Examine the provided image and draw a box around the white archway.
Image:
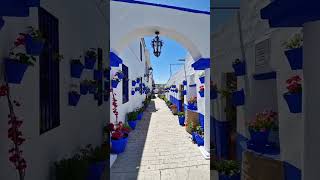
[110,0,210,60]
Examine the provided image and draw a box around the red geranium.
[286,75,302,94]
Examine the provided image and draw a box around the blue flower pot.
[232,62,246,76]
[232,89,245,106]
[183,80,187,85]
[137,112,143,120]
[249,129,270,146]
[111,80,119,88]
[93,70,103,80]
[70,63,84,78]
[188,103,197,111]
[4,58,28,84]
[178,116,185,126]
[85,56,96,69]
[283,93,302,113]
[132,80,136,86]
[195,134,204,146]
[199,76,205,83]
[117,73,124,80]
[25,35,44,56]
[111,136,128,154]
[182,90,187,95]
[219,174,241,180]
[131,90,135,95]
[192,132,197,142]
[175,89,178,93]
[285,48,303,70]
[68,92,80,106]
[128,120,137,130]
[87,161,106,180]
[199,91,204,97]
[136,78,140,83]
[80,84,89,95]
[211,90,217,99]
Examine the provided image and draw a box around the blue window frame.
[122,64,129,103]
[39,7,60,134]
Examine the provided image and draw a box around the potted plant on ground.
[108,122,129,154]
[194,125,204,146]
[283,34,303,70]
[248,110,277,152]
[170,104,178,115]
[199,85,205,97]
[127,111,138,130]
[232,58,246,76]
[84,48,97,69]
[4,52,36,84]
[283,75,302,113]
[199,72,205,83]
[137,108,144,120]
[70,59,84,78]
[213,160,241,180]
[84,144,108,180]
[69,84,81,106]
[187,96,197,110]
[24,26,45,55]
[111,74,121,89]
[55,153,89,180]
[178,112,185,126]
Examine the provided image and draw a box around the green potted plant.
[213,160,241,180]
[232,58,246,76]
[4,52,36,84]
[84,48,97,69]
[127,111,138,130]
[69,84,80,106]
[283,75,302,113]
[24,26,45,55]
[194,125,204,146]
[283,34,303,70]
[178,112,185,126]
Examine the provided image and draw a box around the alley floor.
[110,97,211,180]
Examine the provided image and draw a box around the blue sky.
[140,0,209,84]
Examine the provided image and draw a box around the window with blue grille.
[122,64,129,104]
[39,7,60,134]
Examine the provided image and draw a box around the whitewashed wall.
[110,38,153,124]
[212,0,303,170]
[0,0,108,180]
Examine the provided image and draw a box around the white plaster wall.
[0,0,108,179]
[110,1,210,60]
[212,0,303,169]
[110,39,152,124]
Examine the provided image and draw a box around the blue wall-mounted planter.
[232,62,246,76]
[283,93,302,113]
[68,92,80,106]
[253,71,277,80]
[219,173,240,180]
[182,90,187,95]
[199,76,205,83]
[128,120,137,130]
[84,57,96,69]
[70,62,84,78]
[191,58,210,70]
[25,35,44,56]
[199,91,204,97]
[111,136,128,154]
[87,161,106,180]
[232,89,245,106]
[171,85,176,88]
[132,80,136,86]
[183,80,187,85]
[136,78,140,83]
[80,84,89,95]
[131,90,135,95]
[93,70,103,80]
[285,48,303,70]
[111,80,119,89]
[4,58,28,84]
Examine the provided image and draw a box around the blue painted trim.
[260,0,320,27]
[283,161,301,180]
[112,0,210,15]
[192,58,210,70]
[110,52,123,67]
[189,84,196,87]
[253,71,277,80]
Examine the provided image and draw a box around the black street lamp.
[151,31,163,57]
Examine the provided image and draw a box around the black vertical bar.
[98,48,103,106]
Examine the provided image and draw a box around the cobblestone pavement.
[110,98,211,180]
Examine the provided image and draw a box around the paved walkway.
[110,97,211,180]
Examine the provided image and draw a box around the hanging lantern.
[151,31,163,57]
